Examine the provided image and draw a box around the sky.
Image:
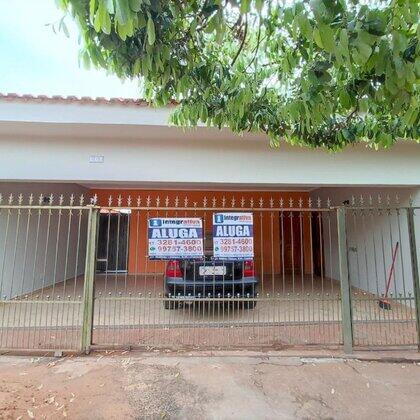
[0,0,140,98]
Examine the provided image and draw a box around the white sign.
[213,213,254,260]
[89,155,104,163]
[148,218,204,260]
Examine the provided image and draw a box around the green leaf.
[115,0,130,25]
[169,4,179,18]
[96,1,111,34]
[102,11,111,34]
[105,0,114,14]
[138,13,146,28]
[117,22,127,40]
[339,29,349,59]
[133,58,141,74]
[319,24,335,54]
[200,103,208,121]
[93,12,101,32]
[414,60,420,82]
[82,50,91,70]
[359,98,369,113]
[378,132,393,147]
[313,28,323,48]
[375,41,388,75]
[358,30,378,46]
[353,40,372,65]
[342,128,355,141]
[129,0,142,12]
[89,0,97,22]
[296,13,312,39]
[392,32,408,55]
[147,15,155,45]
[339,90,351,108]
[240,0,250,14]
[385,71,399,95]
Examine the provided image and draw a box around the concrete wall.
[311,187,420,297]
[0,182,89,299]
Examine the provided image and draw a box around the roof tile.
[0,93,177,107]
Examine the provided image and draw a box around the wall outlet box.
[89,155,104,163]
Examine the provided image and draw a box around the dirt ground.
[0,351,420,420]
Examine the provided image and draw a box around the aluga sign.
[148,218,204,260]
[213,213,254,260]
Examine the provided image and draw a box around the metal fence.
[345,202,420,348]
[0,194,90,351]
[0,192,419,354]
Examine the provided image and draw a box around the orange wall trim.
[91,190,312,276]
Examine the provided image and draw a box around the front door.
[281,211,302,273]
[96,212,129,272]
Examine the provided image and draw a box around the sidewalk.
[1,350,420,419]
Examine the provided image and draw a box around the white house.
[0,93,419,352]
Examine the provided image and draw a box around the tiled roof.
[0,93,177,107]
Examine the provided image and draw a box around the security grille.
[0,192,418,353]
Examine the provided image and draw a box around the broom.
[378,241,399,310]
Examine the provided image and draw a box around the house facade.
[0,93,419,353]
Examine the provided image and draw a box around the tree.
[58,0,419,150]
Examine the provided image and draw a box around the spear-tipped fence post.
[337,206,353,354]
[81,205,99,354]
[407,207,420,351]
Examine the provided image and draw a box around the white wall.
[0,123,419,187]
[0,183,89,299]
[311,187,420,298]
[0,100,174,127]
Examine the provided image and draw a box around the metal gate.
[91,195,342,350]
[344,201,420,349]
[0,192,419,353]
[0,194,90,351]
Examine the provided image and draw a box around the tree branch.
[245,23,261,72]
[230,15,248,67]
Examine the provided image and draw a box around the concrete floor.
[0,274,417,350]
[24,272,343,297]
[1,352,420,419]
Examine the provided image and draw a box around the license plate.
[199,266,226,276]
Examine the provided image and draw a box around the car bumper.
[164,277,258,297]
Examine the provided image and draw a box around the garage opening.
[90,191,343,350]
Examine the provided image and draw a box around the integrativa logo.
[215,214,252,223]
[160,218,201,226]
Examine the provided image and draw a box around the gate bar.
[81,206,98,353]
[407,208,420,351]
[337,207,353,353]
